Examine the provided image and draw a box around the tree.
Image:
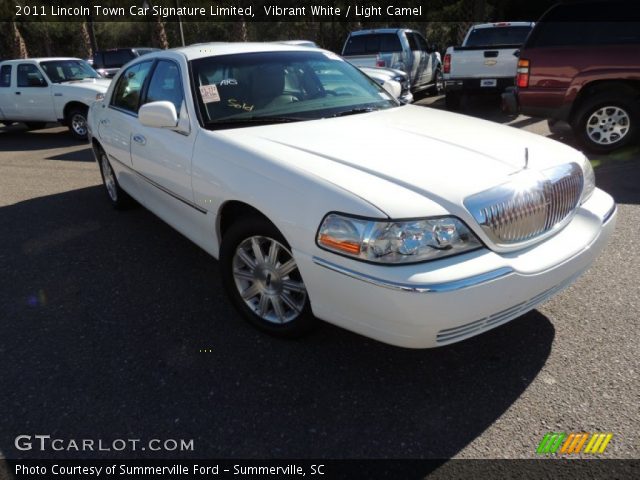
[11,21,28,59]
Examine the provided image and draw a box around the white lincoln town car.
[88,43,616,348]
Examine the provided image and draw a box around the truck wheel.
[572,91,638,153]
[445,92,461,111]
[220,216,316,338]
[67,106,89,140]
[429,69,444,96]
[24,122,47,130]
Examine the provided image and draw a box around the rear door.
[130,59,195,203]
[0,64,14,119]
[415,33,434,85]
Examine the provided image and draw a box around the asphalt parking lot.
[1,96,638,461]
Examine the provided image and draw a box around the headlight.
[580,156,596,204]
[317,213,482,264]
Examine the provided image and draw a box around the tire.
[96,147,133,209]
[445,92,461,110]
[24,122,47,130]
[220,217,316,338]
[67,106,89,140]
[571,90,639,153]
[429,69,444,96]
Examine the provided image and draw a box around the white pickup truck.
[0,57,110,139]
[443,22,534,109]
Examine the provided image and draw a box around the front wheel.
[67,107,89,140]
[572,91,638,153]
[220,217,316,337]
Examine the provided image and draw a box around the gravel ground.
[0,97,638,462]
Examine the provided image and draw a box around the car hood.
[53,78,111,93]
[218,105,584,218]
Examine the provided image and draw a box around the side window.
[406,33,419,51]
[0,65,11,87]
[416,34,430,52]
[17,64,46,87]
[144,60,184,115]
[111,61,153,113]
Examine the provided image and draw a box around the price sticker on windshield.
[200,84,221,103]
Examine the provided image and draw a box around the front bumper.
[296,189,616,348]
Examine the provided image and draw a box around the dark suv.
[502,0,640,152]
[92,48,159,78]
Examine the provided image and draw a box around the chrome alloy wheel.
[100,153,118,202]
[232,236,307,324]
[586,106,630,146]
[71,113,88,137]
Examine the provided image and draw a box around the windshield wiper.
[330,107,380,118]
[208,116,304,127]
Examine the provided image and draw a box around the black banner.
[2,459,640,480]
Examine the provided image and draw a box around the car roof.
[155,42,325,61]
[1,57,81,64]
[471,22,535,30]
[348,28,407,36]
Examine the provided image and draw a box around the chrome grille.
[464,163,584,247]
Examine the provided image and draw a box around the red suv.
[502,0,640,152]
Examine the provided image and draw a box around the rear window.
[343,33,403,55]
[0,65,11,87]
[465,26,532,47]
[100,50,136,68]
[527,1,640,47]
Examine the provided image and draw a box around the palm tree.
[12,21,28,59]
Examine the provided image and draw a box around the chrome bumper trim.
[603,204,617,224]
[312,256,513,293]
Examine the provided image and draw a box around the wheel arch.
[217,200,279,246]
[63,101,90,123]
[569,80,640,125]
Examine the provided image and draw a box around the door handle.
[15,91,21,95]
[132,134,146,145]
[100,119,110,125]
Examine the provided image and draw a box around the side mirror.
[139,101,178,128]
[382,79,402,100]
[513,49,521,58]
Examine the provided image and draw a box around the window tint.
[17,64,46,87]
[111,61,153,113]
[144,60,184,114]
[406,33,419,51]
[102,50,136,68]
[415,34,430,51]
[465,26,532,47]
[528,1,640,48]
[529,22,640,47]
[0,65,11,87]
[343,33,403,55]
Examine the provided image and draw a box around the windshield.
[191,50,398,129]
[465,26,532,47]
[40,60,101,83]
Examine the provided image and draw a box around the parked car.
[443,22,534,110]
[359,66,413,104]
[88,42,615,349]
[502,0,640,152]
[342,28,443,95]
[92,48,159,78]
[0,57,110,138]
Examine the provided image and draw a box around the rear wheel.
[429,69,444,96]
[220,217,316,338]
[67,106,89,140]
[97,147,132,209]
[572,91,639,153]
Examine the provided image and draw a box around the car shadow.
[0,124,82,152]
[0,185,555,460]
